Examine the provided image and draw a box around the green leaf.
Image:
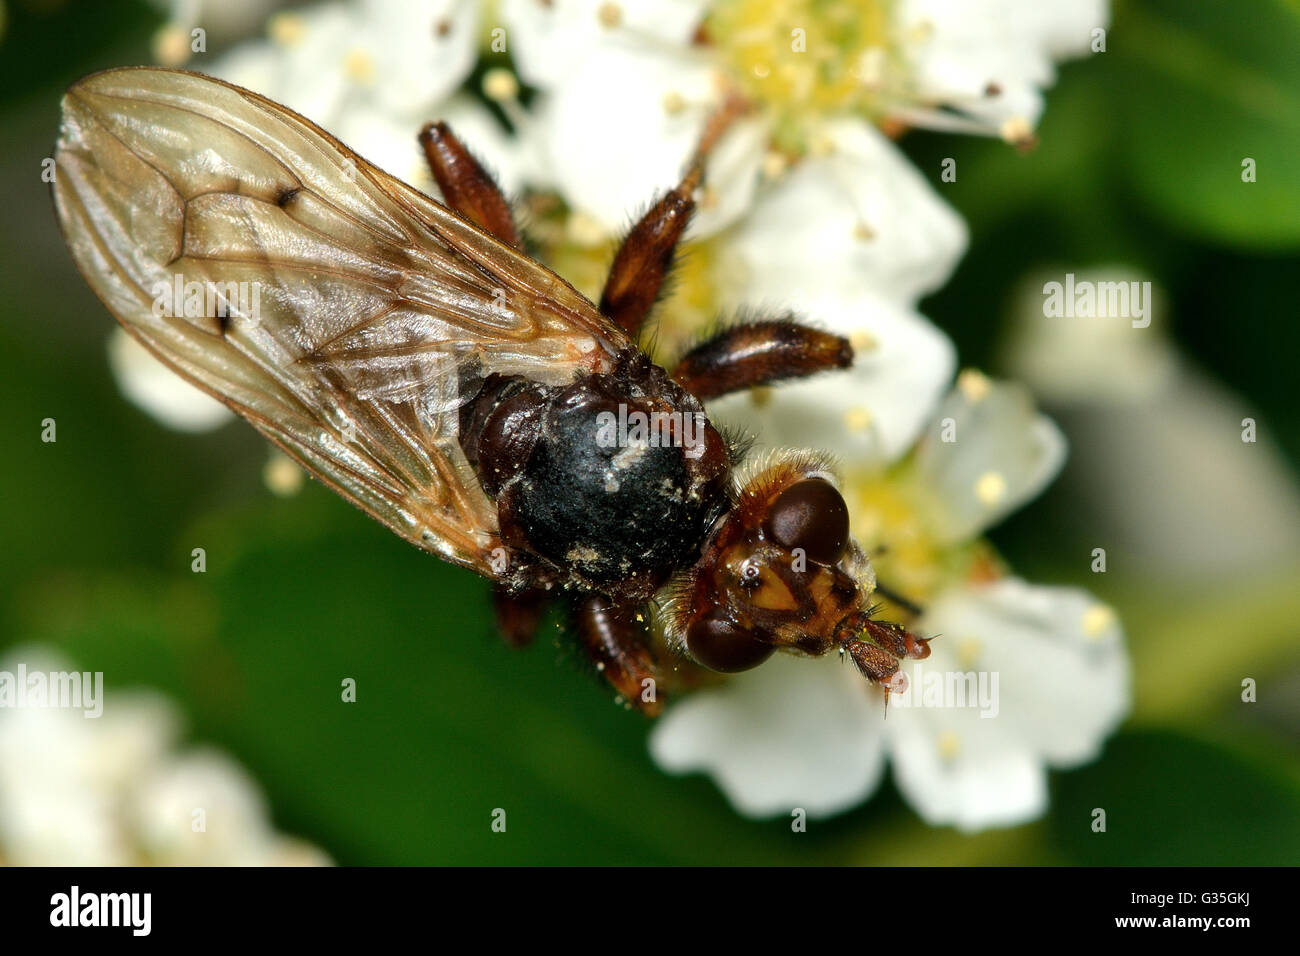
[1115,0,1300,248]
[1049,729,1300,864]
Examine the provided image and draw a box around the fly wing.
[53,67,630,577]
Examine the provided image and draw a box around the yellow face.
[671,457,878,672]
[713,527,873,646]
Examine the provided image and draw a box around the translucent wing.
[53,67,630,577]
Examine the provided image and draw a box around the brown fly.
[52,68,930,715]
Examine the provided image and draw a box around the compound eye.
[685,612,776,673]
[764,478,850,565]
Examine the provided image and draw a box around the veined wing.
[53,67,631,576]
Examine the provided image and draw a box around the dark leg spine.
[572,594,663,716]
[671,319,852,400]
[419,121,523,249]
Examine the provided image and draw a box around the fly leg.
[833,610,933,707]
[670,319,853,400]
[844,639,910,706]
[598,95,750,341]
[860,617,933,662]
[491,584,549,648]
[419,121,522,249]
[571,594,663,716]
[598,166,700,342]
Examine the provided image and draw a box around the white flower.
[210,0,504,194]
[504,0,710,90]
[505,0,1106,235]
[716,118,967,309]
[107,328,232,433]
[501,5,1116,828]
[651,652,886,817]
[888,579,1128,831]
[652,579,1128,828]
[0,647,329,865]
[525,38,769,237]
[215,0,480,119]
[699,115,967,466]
[132,749,330,866]
[1003,267,1300,578]
[651,374,1129,830]
[892,0,1108,139]
[149,0,287,66]
[909,371,1067,544]
[0,652,176,865]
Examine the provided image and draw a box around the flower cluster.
[0,648,329,865]
[107,0,1128,831]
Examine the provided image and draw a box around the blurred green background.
[0,0,1297,864]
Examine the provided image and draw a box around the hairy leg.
[571,594,663,716]
[491,584,549,648]
[860,617,933,662]
[671,319,853,400]
[834,610,932,706]
[598,95,751,340]
[598,166,700,341]
[845,640,910,705]
[419,121,522,249]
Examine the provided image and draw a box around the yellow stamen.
[844,406,873,433]
[152,25,191,67]
[482,68,520,103]
[1082,604,1116,639]
[999,115,1035,147]
[597,2,623,29]
[957,369,992,402]
[937,731,961,760]
[957,637,981,669]
[268,12,307,48]
[342,49,376,85]
[850,330,879,352]
[263,453,304,498]
[761,151,790,180]
[975,471,1007,507]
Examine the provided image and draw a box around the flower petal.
[206,38,284,98]
[895,0,1107,135]
[720,118,967,307]
[909,372,1066,544]
[1002,267,1176,406]
[532,42,764,237]
[888,710,1048,832]
[211,1,479,130]
[232,4,355,125]
[502,0,709,88]
[131,748,278,865]
[649,653,887,818]
[356,0,480,114]
[885,577,1129,831]
[108,329,233,433]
